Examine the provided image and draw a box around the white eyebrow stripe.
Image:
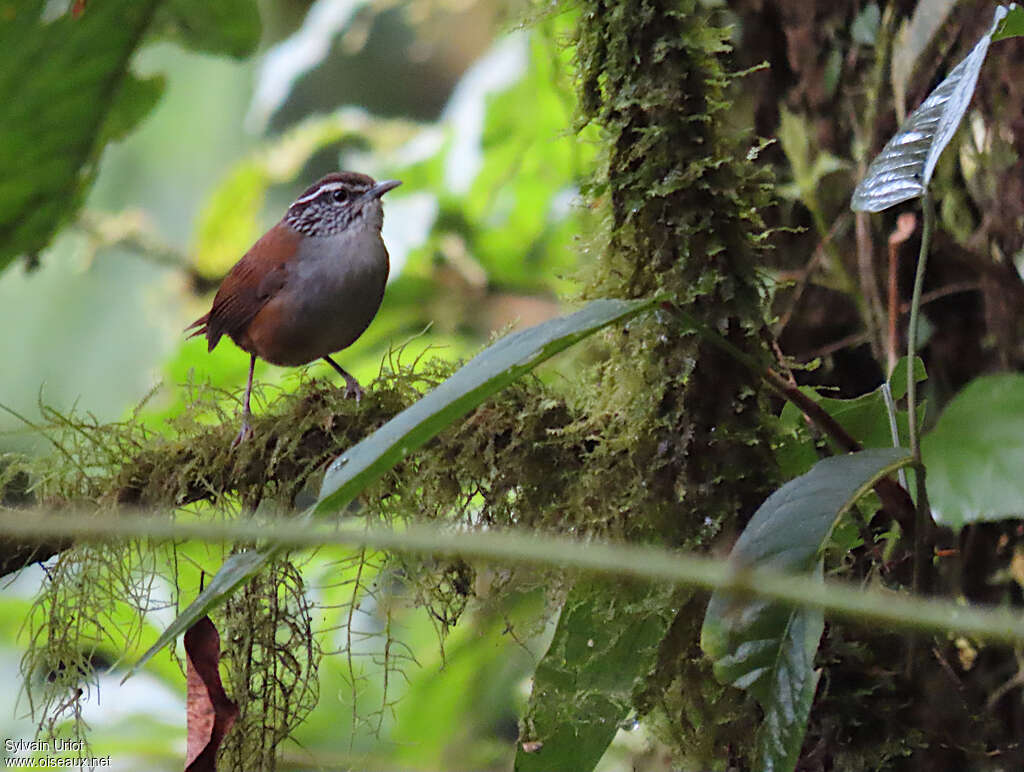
[292,181,353,205]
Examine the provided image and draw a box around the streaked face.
[285,174,400,237]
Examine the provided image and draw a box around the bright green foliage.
[134,297,657,674]
[0,0,824,767]
[193,161,270,279]
[167,23,596,431]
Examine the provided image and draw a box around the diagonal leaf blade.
[127,548,274,679]
[314,297,659,517]
[851,5,1011,212]
[702,448,911,772]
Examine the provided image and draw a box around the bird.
[186,171,401,446]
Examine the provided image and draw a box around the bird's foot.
[322,357,365,402]
[231,419,254,448]
[342,375,365,403]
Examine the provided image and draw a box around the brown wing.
[186,224,298,352]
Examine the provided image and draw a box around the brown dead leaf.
[184,616,238,772]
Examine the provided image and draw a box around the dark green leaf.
[702,449,911,772]
[157,0,261,58]
[851,5,1010,212]
[100,73,166,144]
[0,0,161,270]
[315,297,658,517]
[739,596,823,772]
[710,448,910,572]
[922,373,1024,530]
[515,580,674,772]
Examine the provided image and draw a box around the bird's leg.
[232,353,257,447]
[323,355,364,401]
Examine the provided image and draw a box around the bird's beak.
[367,179,402,199]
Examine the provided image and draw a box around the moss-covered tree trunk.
[521,0,785,764]
[576,0,779,542]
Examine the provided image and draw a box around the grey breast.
[279,223,390,362]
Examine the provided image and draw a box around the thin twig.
[887,212,917,374]
[907,194,935,596]
[661,302,916,530]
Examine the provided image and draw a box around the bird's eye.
[331,189,349,203]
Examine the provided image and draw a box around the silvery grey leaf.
[852,5,1011,212]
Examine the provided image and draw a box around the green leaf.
[515,580,674,772]
[0,0,161,270]
[744,593,823,772]
[156,0,261,58]
[702,448,911,772]
[775,357,924,478]
[992,4,1024,41]
[193,161,270,278]
[100,73,166,145]
[314,297,658,517]
[851,5,1011,212]
[922,373,1024,530]
[127,548,271,678]
[776,106,848,207]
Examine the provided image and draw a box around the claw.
[323,355,365,403]
[231,420,254,448]
[343,378,365,402]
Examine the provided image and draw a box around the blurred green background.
[0,0,614,768]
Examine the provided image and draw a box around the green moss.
[571,0,782,761]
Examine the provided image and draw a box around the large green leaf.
[0,0,261,272]
[314,297,658,516]
[0,0,161,270]
[515,580,674,772]
[702,448,911,772]
[922,373,1024,530]
[131,297,657,675]
[851,4,1015,212]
